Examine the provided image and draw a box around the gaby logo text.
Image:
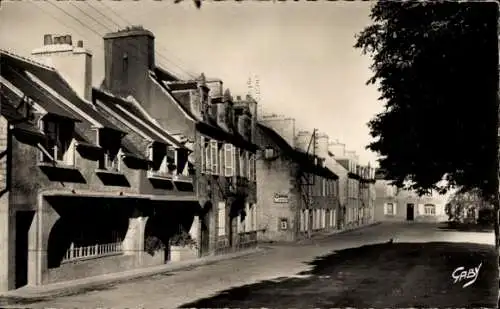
[451,262,482,288]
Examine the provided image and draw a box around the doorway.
[406,204,415,221]
[200,206,211,257]
[15,211,34,288]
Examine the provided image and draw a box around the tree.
[445,188,488,224]
[355,1,498,243]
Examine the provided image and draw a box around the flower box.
[169,245,198,262]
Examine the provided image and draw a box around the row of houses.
[255,115,376,242]
[0,26,376,292]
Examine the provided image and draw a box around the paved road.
[3,222,495,308]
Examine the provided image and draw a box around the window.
[385,203,394,215]
[102,149,121,172]
[247,153,253,180]
[200,136,206,173]
[239,149,247,178]
[122,53,128,73]
[40,119,74,165]
[251,204,257,231]
[224,143,234,177]
[424,204,436,215]
[217,202,226,236]
[218,143,225,175]
[148,144,176,177]
[204,138,212,174]
[300,210,305,232]
[279,218,288,230]
[233,146,240,177]
[210,140,218,175]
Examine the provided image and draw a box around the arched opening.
[47,199,132,269]
[47,218,73,269]
[229,197,245,247]
[143,215,169,260]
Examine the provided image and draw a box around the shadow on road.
[179,242,497,309]
[437,222,494,233]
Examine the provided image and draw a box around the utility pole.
[304,129,317,239]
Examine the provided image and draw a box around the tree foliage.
[355,2,498,199]
[445,188,487,223]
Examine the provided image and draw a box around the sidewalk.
[296,221,381,244]
[0,247,265,301]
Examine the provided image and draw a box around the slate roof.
[93,88,184,149]
[0,87,44,137]
[151,69,258,152]
[0,49,123,133]
[257,123,338,179]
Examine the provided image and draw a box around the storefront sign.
[273,193,289,203]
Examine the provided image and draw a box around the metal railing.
[62,240,123,262]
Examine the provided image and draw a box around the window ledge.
[147,171,173,181]
[173,175,193,183]
[95,168,125,176]
[37,162,78,170]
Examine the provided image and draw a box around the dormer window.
[97,130,123,173]
[147,143,177,179]
[39,117,75,165]
[17,96,37,124]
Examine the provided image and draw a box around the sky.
[0,0,383,166]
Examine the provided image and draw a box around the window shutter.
[240,150,246,178]
[252,153,256,181]
[217,202,226,236]
[219,143,224,175]
[205,138,212,174]
[224,143,233,177]
[233,146,239,177]
[210,140,218,175]
[200,136,206,174]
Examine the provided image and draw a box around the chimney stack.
[43,34,53,46]
[77,40,83,48]
[65,35,72,45]
[32,34,93,101]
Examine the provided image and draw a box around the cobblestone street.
[1,222,495,308]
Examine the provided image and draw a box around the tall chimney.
[31,34,93,101]
[43,34,53,46]
[103,26,155,102]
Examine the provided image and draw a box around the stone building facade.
[0,38,197,292]
[100,26,259,257]
[255,116,339,242]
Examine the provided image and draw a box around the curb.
[0,247,265,302]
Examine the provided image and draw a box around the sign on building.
[273,193,289,203]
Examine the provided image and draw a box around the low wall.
[46,254,135,284]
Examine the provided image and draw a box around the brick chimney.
[103,26,155,103]
[31,34,92,101]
